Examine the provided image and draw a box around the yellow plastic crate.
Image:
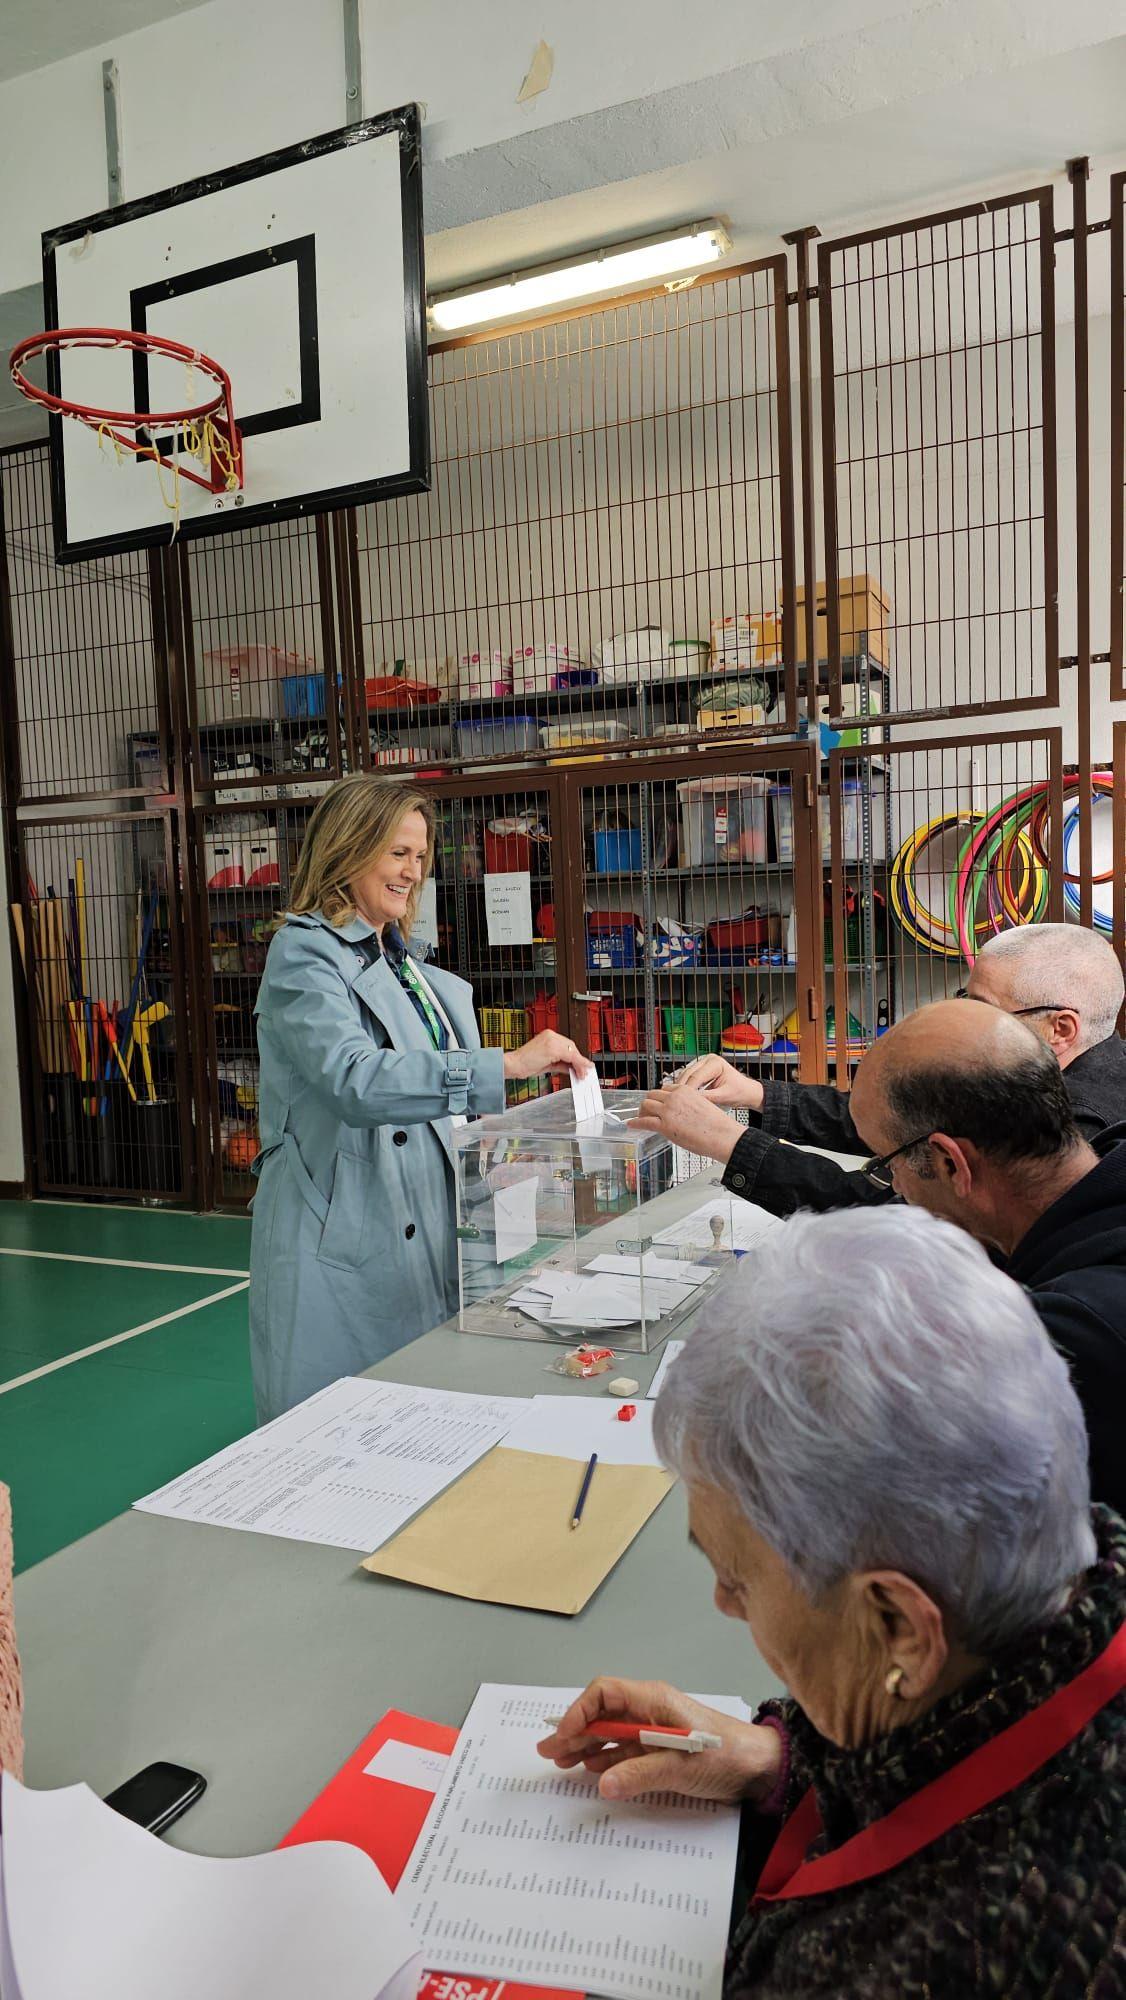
[480,1006,528,1051]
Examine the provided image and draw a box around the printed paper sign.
[363,1741,452,1792]
[484,872,534,947]
[413,878,440,949]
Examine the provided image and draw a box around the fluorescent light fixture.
[429,222,733,333]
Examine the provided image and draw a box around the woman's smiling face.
[350,809,430,931]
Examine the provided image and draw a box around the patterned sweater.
[727,1508,1126,1998]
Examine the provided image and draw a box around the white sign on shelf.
[484,871,534,947]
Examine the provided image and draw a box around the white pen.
[544,1715,722,1753]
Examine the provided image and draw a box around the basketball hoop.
[9,326,244,520]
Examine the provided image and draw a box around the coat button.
[730,1172,747,1190]
[405,1223,416,1240]
[393,1130,408,1146]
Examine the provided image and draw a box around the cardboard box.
[787,574,890,666]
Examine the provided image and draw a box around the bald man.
[846,1001,1126,1514]
[639,925,1126,1220]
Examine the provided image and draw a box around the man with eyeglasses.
[633,924,1126,1220]
[843,1000,1126,1514]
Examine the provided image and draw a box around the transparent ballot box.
[452,1090,742,1352]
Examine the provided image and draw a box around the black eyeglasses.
[861,1133,933,1191]
[954,988,1073,1017]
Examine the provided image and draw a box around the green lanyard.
[396,953,447,1051]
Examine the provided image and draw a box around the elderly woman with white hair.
[540,1208,1126,1997]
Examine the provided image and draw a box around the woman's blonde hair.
[285,774,436,937]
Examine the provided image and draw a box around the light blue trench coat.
[248,911,506,1421]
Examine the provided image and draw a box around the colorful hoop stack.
[890,773,1115,964]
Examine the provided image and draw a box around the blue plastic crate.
[594,829,642,873]
[281,672,327,719]
[586,917,639,969]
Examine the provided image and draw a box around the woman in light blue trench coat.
[249,775,589,1422]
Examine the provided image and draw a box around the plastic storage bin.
[541,719,630,758]
[822,777,887,863]
[604,1007,661,1054]
[594,829,642,872]
[586,911,640,970]
[455,716,540,760]
[769,784,795,862]
[526,992,605,1052]
[280,672,327,719]
[662,1006,725,1057]
[677,777,770,865]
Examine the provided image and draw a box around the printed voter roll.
[396,1684,741,2000]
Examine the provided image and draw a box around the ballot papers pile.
[507,1251,715,1333]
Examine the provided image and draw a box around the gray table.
[15,1181,785,1858]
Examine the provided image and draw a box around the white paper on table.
[647,1337,686,1399]
[134,1378,529,1552]
[653,1195,778,1253]
[492,1174,540,1262]
[396,1684,741,2000]
[362,1741,452,1791]
[411,878,439,950]
[501,1395,666,1467]
[484,871,534,947]
[0,1773,422,2000]
[586,1253,713,1285]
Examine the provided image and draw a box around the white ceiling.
[1,5,1123,445]
[0,0,212,83]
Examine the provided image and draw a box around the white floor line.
[0,1281,250,1396]
[0,1248,249,1278]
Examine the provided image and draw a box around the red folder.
[281,1708,575,2000]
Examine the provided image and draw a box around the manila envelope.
[362,1446,675,1616]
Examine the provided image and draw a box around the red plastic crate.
[604,1007,661,1054]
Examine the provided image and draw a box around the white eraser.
[608,1376,640,1397]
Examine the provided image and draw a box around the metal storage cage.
[1,161,1121,1206]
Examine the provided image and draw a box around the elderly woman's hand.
[537,1676,781,1805]
[630,1086,742,1165]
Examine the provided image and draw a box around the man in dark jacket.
[643,924,1126,1218]
[845,1000,1126,1516]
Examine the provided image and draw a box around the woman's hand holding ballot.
[503,1030,594,1082]
[538,1676,782,1805]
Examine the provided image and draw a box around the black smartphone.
[104,1761,206,1836]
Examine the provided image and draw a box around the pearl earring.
[885,1665,905,1697]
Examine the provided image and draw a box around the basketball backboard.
[37,106,428,563]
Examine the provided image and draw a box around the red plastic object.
[485,830,532,872]
[604,1006,661,1054]
[721,1022,766,1051]
[364,676,441,710]
[707,911,771,951]
[207,862,244,889]
[245,860,281,889]
[527,989,604,1052]
[536,901,556,939]
[616,1403,637,1422]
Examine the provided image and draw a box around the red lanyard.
[755,1616,1126,1905]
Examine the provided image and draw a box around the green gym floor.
[0,1201,255,1574]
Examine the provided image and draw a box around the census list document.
[135,1379,529,1552]
[397,1684,741,2000]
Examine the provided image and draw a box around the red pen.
[544,1716,722,1753]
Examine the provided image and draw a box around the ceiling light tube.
[428,222,733,333]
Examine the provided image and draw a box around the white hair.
[977,924,1124,1051]
[653,1208,1095,1653]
